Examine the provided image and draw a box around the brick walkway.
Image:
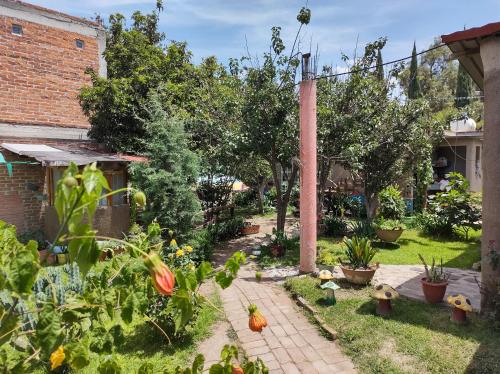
[213,216,356,374]
[220,266,356,373]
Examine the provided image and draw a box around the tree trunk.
[256,182,266,214]
[318,159,333,214]
[365,192,379,220]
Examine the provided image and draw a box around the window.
[75,39,84,49]
[48,168,127,206]
[12,24,22,35]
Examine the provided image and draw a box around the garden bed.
[285,276,499,374]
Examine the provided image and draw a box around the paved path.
[372,264,481,311]
[213,217,356,374]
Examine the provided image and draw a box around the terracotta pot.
[421,278,448,304]
[376,228,404,242]
[450,307,467,324]
[376,299,393,316]
[340,265,377,285]
[38,249,49,263]
[241,225,260,235]
[46,253,57,266]
[270,244,284,257]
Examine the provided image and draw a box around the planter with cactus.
[419,254,449,303]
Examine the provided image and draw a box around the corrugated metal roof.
[1,143,133,166]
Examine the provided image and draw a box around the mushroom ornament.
[447,294,473,324]
[318,269,334,285]
[373,284,399,316]
[320,281,340,305]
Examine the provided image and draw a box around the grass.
[318,229,481,269]
[257,229,480,270]
[33,290,223,373]
[286,276,500,374]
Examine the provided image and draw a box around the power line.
[314,43,447,81]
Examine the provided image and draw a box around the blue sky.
[31,0,500,67]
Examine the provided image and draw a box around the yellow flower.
[185,245,193,253]
[176,249,184,257]
[170,239,177,247]
[50,345,65,370]
[188,263,196,271]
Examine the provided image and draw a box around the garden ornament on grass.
[373,284,399,316]
[318,269,334,285]
[447,294,473,324]
[320,281,340,305]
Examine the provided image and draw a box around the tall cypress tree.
[408,42,422,99]
[376,49,384,80]
[455,62,472,108]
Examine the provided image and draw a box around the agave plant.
[343,236,378,269]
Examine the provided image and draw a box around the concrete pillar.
[479,37,500,313]
[299,79,317,273]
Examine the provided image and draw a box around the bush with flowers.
[0,163,266,373]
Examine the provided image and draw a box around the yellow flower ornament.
[50,345,65,370]
[176,249,184,257]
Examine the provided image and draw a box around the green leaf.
[137,362,154,374]
[121,292,137,324]
[215,272,233,289]
[98,355,122,374]
[0,311,19,346]
[170,289,193,332]
[196,262,212,283]
[9,249,39,294]
[66,342,91,369]
[208,364,224,374]
[90,327,114,354]
[191,354,205,374]
[36,303,62,357]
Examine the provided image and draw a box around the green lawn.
[258,229,481,270]
[318,229,481,269]
[286,276,499,374]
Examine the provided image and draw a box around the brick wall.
[0,14,99,128]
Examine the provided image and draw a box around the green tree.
[80,4,198,153]
[455,62,472,108]
[235,155,272,214]
[129,94,201,235]
[240,10,310,232]
[408,42,422,99]
[186,57,243,211]
[376,48,384,80]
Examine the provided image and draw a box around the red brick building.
[0,0,133,241]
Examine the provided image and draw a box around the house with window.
[0,0,143,240]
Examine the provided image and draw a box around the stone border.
[284,283,338,340]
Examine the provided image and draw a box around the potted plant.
[268,230,287,257]
[374,217,405,242]
[339,236,379,284]
[419,254,449,303]
[241,221,260,235]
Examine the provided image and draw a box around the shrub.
[323,215,348,237]
[378,185,406,220]
[325,192,365,218]
[264,187,277,208]
[208,216,245,242]
[233,189,256,208]
[373,217,406,230]
[349,220,376,239]
[421,173,481,239]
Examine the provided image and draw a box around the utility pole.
[299,53,317,273]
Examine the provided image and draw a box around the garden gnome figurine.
[320,281,340,305]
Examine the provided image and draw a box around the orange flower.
[248,304,268,332]
[232,366,244,374]
[50,345,65,370]
[145,253,175,296]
